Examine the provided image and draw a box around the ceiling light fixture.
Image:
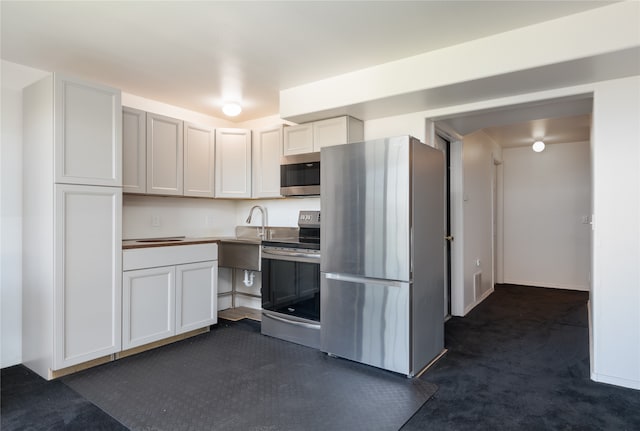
[222,102,242,117]
[532,140,545,153]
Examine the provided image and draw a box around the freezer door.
[321,137,410,281]
[320,273,410,375]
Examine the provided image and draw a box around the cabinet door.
[146,113,183,196]
[54,184,122,369]
[122,107,146,193]
[54,74,121,186]
[312,116,348,151]
[252,125,283,198]
[283,124,313,155]
[184,122,215,197]
[215,128,251,198]
[176,261,218,334]
[122,266,176,350]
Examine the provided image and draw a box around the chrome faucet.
[245,205,268,239]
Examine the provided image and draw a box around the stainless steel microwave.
[280,152,320,197]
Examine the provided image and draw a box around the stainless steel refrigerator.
[320,135,445,377]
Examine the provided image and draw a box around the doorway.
[435,95,594,316]
[436,134,452,318]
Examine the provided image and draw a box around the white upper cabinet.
[54,74,121,186]
[146,113,184,196]
[283,116,363,156]
[253,125,283,198]
[122,107,146,193]
[313,116,364,151]
[184,122,215,198]
[215,128,252,198]
[283,123,313,155]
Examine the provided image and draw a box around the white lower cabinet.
[123,266,176,350]
[122,243,218,351]
[54,184,123,369]
[176,261,218,334]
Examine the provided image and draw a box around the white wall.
[122,93,236,129]
[461,131,501,313]
[122,196,321,240]
[590,76,640,389]
[122,195,237,239]
[1,61,48,367]
[502,141,591,290]
[364,112,427,143]
[235,198,320,228]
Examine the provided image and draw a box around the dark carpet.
[1,365,127,430]
[61,319,436,431]
[401,284,640,430]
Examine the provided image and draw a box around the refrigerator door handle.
[323,272,407,288]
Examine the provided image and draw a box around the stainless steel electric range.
[260,210,321,349]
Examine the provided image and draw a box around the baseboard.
[50,355,114,379]
[117,327,209,360]
[503,279,589,291]
[463,286,495,316]
[591,372,640,390]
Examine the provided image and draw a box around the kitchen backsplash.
[235,197,320,227]
[122,195,320,239]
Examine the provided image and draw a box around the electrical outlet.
[151,215,161,227]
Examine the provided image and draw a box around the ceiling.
[0,1,615,124]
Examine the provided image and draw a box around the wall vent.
[474,271,482,300]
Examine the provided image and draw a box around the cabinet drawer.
[123,243,218,271]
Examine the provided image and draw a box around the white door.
[283,124,313,155]
[146,113,183,196]
[176,261,218,334]
[184,122,215,198]
[54,184,122,369]
[252,125,283,198]
[215,128,252,198]
[122,106,146,193]
[54,74,122,186]
[122,266,176,349]
[312,117,348,151]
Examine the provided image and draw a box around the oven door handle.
[262,312,321,330]
[262,248,320,261]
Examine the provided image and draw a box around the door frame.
[434,125,465,317]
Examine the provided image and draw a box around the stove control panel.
[298,210,320,228]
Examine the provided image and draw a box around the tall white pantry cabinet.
[22,73,122,380]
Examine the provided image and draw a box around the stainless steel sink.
[219,240,261,271]
[219,226,300,271]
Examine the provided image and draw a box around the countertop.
[122,236,261,250]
